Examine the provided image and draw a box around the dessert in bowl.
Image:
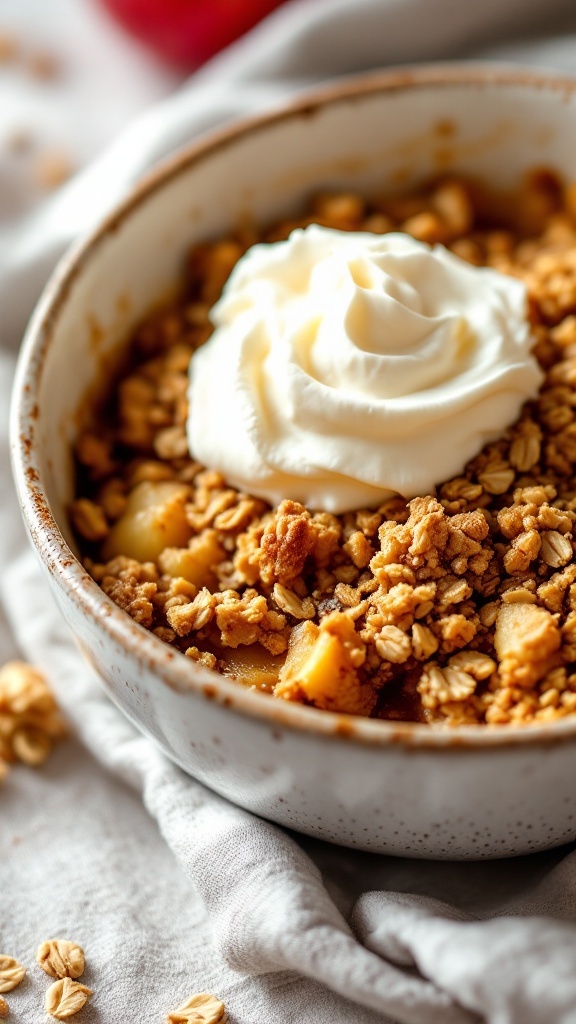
[12,66,576,858]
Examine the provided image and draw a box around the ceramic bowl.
[12,66,576,859]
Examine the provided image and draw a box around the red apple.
[100,0,288,69]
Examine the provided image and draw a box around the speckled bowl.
[11,66,576,859]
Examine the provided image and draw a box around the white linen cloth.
[4,1,576,1021]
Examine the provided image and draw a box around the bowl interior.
[32,70,576,553]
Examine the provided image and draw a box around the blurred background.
[3,0,576,241]
[0,0,289,229]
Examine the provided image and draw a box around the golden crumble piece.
[312,191,365,227]
[213,497,262,532]
[418,660,477,711]
[374,625,412,664]
[448,651,496,679]
[101,571,157,628]
[503,529,541,573]
[540,530,573,568]
[11,727,53,767]
[184,647,217,670]
[411,623,439,661]
[153,576,197,613]
[495,603,561,689]
[436,576,472,611]
[70,499,109,543]
[45,978,92,1019]
[0,995,8,1017]
[440,477,483,503]
[0,662,66,776]
[154,425,189,461]
[167,588,216,636]
[186,483,239,533]
[402,211,446,244]
[478,464,515,495]
[258,500,317,586]
[0,958,25,994]
[537,565,576,613]
[75,432,115,477]
[509,430,541,472]
[501,587,537,606]
[364,581,436,637]
[36,940,85,980]
[129,459,176,486]
[272,583,315,620]
[191,239,245,305]
[432,180,473,235]
[98,479,127,521]
[214,590,277,650]
[420,651,495,714]
[436,613,476,652]
[166,992,227,1024]
[343,530,374,568]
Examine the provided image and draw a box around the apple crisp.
[72,171,576,725]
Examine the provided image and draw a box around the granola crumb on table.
[44,978,92,1020]
[166,992,227,1024]
[0,662,67,778]
[36,940,85,981]
[73,170,576,726]
[0,957,25,994]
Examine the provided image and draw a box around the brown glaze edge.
[11,63,576,751]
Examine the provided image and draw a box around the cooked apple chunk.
[495,602,561,689]
[275,612,377,715]
[102,480,192,563]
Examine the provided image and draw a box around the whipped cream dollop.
[187,225,543,513]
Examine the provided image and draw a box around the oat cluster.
[72,172,576,725]
[0,661,66,778]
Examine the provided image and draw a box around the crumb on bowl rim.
[12,62,576,751]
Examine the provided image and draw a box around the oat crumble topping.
[72,171,576,726]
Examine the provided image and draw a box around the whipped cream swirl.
[187,225,542,513]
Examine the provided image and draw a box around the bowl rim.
[12,61,576,752]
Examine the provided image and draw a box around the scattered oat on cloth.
[3,1,576,1022]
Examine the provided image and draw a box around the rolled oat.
[0,958,25,994]
[45,978,92,1019]
[36,940,85,980]
[166,992,227,1024]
